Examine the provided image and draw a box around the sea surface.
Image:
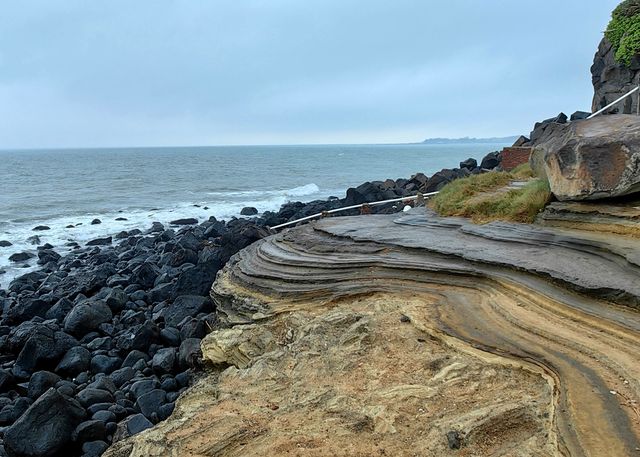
[0,142,509,287]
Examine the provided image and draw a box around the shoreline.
[0,151,502,456]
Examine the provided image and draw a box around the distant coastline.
[421,135,519,145]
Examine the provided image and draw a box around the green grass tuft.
[431,167,551,224]
[605,1,640,65]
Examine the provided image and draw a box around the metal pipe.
[268,191,439,230]
[588,86,640,119]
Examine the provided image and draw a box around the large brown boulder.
[530,115,640,201]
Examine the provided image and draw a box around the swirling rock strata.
[107,210,640,457]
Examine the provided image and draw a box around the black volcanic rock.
[37,249,61,265]
[9,252,35,262]
[240,207,258,216]
[459,158,477,170]
[86,236,112,246]
[164,295,212,327]
[63,300,112,336]
[170,218,198,226]
[4,388,85,457]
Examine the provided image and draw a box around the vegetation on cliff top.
[606,0,640,65]
[431,164,551,224]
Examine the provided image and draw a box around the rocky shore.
[0,152,503,456]
[105,209,640,457]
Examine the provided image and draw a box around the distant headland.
[421,135,519,145]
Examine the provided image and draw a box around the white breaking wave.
[0,183,328,288]
[206,183,320,199]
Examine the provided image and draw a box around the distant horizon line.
[0,136,518,152]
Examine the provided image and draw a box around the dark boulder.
[423,169,469,193]
[37,249,61,265]
[570,111,591,121]
[136,389,166,421]
[0,369,14,392]
[76,388,114,408]
[9,252,35,263]
[63,300,112,336]
[32,225,50,231]
[512,135,530,147]
[14,330,77,378]
[459,158,477,170]
[4,388,85,457]
[90,219,102,225]
[27,235,41,245]
[164,295,212,328]
[82,441,109,456]
[151,348,175,374]
[90,355,122,375]
[5,297,50,324]
[0,240,12,247]
[538,112,568,126]
[480,151,501,170]
[149,222,165,233]
[178,338,203,370]
[27,371,60,400]
[110,367,135,388]
[168,248,198,267]
[172,263,221,298]
[157,402,175,421]
[170,218,198,226]
[112,413,153,442]
[104,287,127,312]
[131,262,160,289]
[121,350,149,368]
[56,346,91,377]
[86,236,112,246]
[72,419,107,443]
[129,379,160,399]
[240,207,258,216]
[343,187,367,206]
[45,297,74,323]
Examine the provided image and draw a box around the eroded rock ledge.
[107,210,640,457]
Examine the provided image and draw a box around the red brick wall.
[501,147,532,171]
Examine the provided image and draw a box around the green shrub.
[605,0,640,65]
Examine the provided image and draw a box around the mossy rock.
[605,0,640,65]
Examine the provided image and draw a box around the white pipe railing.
[268,191,439,230]
[588,85,640,119]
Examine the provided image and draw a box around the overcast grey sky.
[0,1,620,148]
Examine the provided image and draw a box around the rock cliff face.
[106,210,640,456]
[591,37,640,113]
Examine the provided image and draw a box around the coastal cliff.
[105,209,640,456]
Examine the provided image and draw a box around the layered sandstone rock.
[107,210,640,456]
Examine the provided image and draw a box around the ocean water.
[0,143,509,287]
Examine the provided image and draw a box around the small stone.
[73,419,107,442]
[112,413,153,442]
[446,430,462,450]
